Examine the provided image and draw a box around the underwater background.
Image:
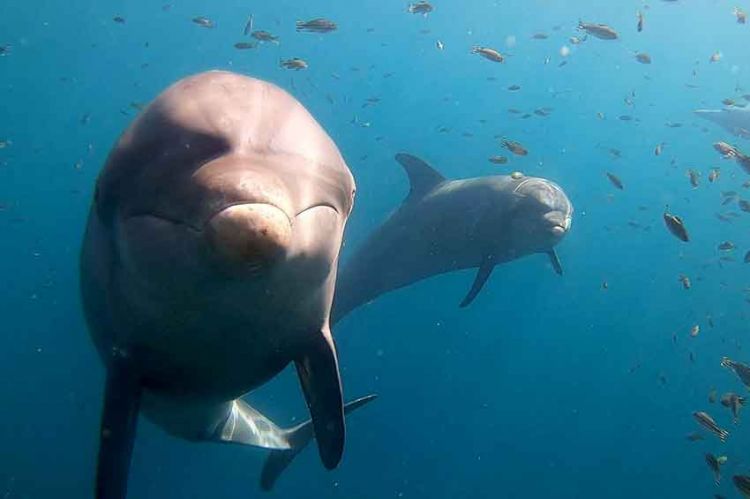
[2,0,750,497]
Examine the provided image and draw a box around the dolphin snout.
[206,203,292,266]
[544,211,572,236]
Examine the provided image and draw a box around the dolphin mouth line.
[127,202,339,232]
[549,213,573,236]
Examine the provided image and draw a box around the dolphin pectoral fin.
[211,399,291,450]
[460,259,495,308]
[96,355,142,499]
[395,152,446,201]
[547,250,563,276]
[295,331,345,470]
[260,394,378,491]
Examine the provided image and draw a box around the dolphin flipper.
[260,394,377,491]
[547,250,563,276]
[395,153,446,200]
[460,258,495,308]
[295,332,345,469]
[96,355,142,499]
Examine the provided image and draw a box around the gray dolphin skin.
[332,153,573,322]
[80,71,375,498]
[695,108,750,139]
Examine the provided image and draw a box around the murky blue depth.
[2,0,750,497]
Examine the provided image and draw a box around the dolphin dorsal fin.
[395,153,446,201]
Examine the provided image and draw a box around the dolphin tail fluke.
[295,331,345,469]
[460,258,495,307]
[260,394,377,491]
[96,354,142,499]
[212,399,292,450]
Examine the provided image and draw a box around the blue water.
[2,0,750,497]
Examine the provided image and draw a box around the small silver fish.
[686,431,704,442]
[687,169,700,188]
[721,357,750,388]
[733,475,750,498]
[720,393,745,423]
[252,30,279,43]
[693,411,729,442]
[296,18,337,33]
[578,21,619,40]
[606,172,624,190]
[635,52,652,64]
[408,1,433,15]
[678,274,691,290]
[280,58,308,70]
[664,211,689,242]
[502,139,528,156]
[735,7,748,24]
[192,16,215,28]
[714,141,738,158]
[471,46,505,63]
[705,453,722,485]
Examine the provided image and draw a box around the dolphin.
[332,153,573,322]
[695,108,750,140]
[80,71,374,498]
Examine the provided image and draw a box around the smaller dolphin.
[695,108,750,140]
[332,153,573,322]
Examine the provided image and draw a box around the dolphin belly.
[333,196,483,322]
[333,228,475,321]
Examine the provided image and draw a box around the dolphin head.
[508,176,573,252]
[95,72,355,298]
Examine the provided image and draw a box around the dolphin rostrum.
[332,153,573,322]
[80,71,374,498]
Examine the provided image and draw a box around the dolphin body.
[332,153,573,323]
[695,108,750,139]
[80,71,373,498]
